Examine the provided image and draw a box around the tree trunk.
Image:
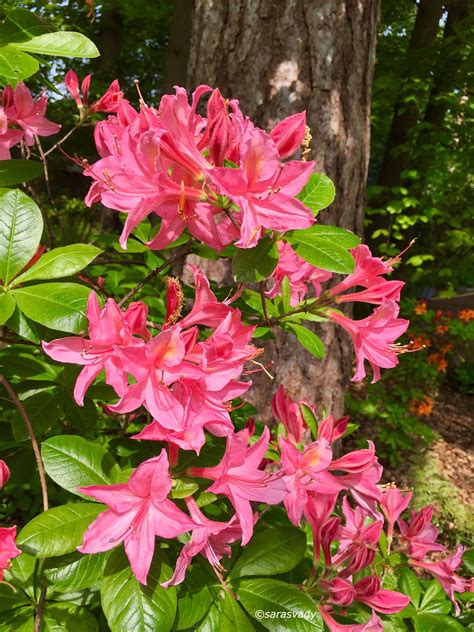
[376,0,444,189]
[186,0,379,420]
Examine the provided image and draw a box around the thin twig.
[223,208,241,231]
[0,376,49,512]
[34,585,47,632]
[43,124,83,158]
[259,282,270,325]
[117,241,193,308]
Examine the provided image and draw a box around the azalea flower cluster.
[82,83,315,250]
[0,83,60,159]
[39,273,470,628]
[64,70,124,119]
[268,242,410,383]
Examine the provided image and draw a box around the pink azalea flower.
[269,111,307,159]
[337,460,384,517]
[65,70,123,114]
[271,384,307,444]
[189,428,288,544]
[411,546,470,615]
[2,83,60,146]
[320,607,383,632]
[398,505,447,560]
[0,459,10,488]
[321,577,356,606]
[266,241,333,306]
[279,435,333,525]
[317,415,350,444]
[329,245,396,296]
[179,265,233,329]
[354,576,410,614]
[89,79,124,113]
[210,127,315,248]
[162,497,243,587]
[380,487,412,540]
[78,450,197,585]
[328,301,409,383]
[0,526,21,581]
[42,292,149,405]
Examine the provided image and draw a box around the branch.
[259,282,270,325]
[43,124,84,158]
[118,241,193,308]
[0,375,49,512]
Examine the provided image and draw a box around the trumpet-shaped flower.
[271,384,307,444]
[42,292,149,405]
[398,505,446,560]
[410,546,469,615]
[2,82,60,145]
[319,608,383,632]
[354,576,410,614]
[328,301,409,383]
[189,428,288,544]
[78,451,196,584]
[162,498,242,587]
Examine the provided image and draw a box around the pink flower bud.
[270,111,306,158]
[0,460,10,488]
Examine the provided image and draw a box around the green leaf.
[42,603,99,632]
[3,552,36,598]
[298,225,361,249]
[284,322,324,359]
[0,188,43,285]
[175,565,218,630]
[0,583,30,613]
[230,527,306,578]
[414,614,465,631]
[17,503,104,558]
[0,160,43,187]
[42,435,120,497]
[0,606,34,631]
[13,244,102,284]
[0,346,60,381]
[232,238,279,283]
[221,593,255,631]
[462,548,474,574]
[10,32,100,58]
[0,9,54,46]
[11,282,91,333]
[0,291,15,324]
[43,551,109,592]
[299,403,318,439]
[235,578,323,631]
[281,276,291,312]
[11,387,63,441]
[0,46,39,82]
[286,228,356,274]
[297,173,335,216]
[171,476,200,499]
[398,567,421,608]
[418,581,452,615]
[5,304,42,342]
[101,548,177,632]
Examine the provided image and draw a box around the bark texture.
[186,0,380,419]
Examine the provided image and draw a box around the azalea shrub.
[0,9,473,632]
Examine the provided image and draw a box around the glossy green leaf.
[5,304,42,342]
[221,593,255,631]
[232,238,279,283]
[298,225,361,249]
[0,346,60,381]
[299,403,318,439]
[230,527,306,578]
[0,606,34,631]
[14,244,102,284]
[175,565,218,630]
[11,387,63,441]
[0,291,15,324]
[0,46,39,82]
[462,548,474,574]
[285,322,324,359]
[3,552,36,597]
[398,567,421,608]
[42,603,99,632]
[0,9,54,46]
[11,282,91,333]
[101,548,177,632]
[297,173,336,215]
[414,614,464,631]
[0,160,43,187]
[235,578,323,631]
[0,583,30,613]
[17,503,104,558]
[0,188,43,284]
[43,551,109,592]
[42,435,120,497]
[10,31,99,58]
[287,233,355,274]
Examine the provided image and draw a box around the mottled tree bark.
[186,0,380,419]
